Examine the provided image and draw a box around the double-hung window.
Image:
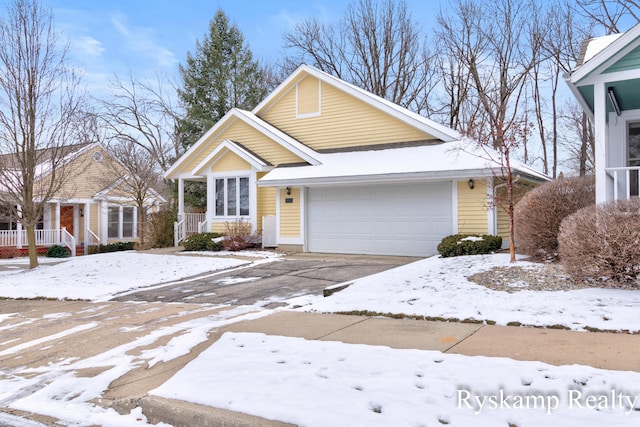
[108,206,136,239]
[214,177,249,217]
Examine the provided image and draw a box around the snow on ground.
[153,332,640,427]
[298,253,640,333]
[0,252,249,301]
[3,252,640,426]
[177,250,284,258]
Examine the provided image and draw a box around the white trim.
[84,202,90,254]
[570,28,640,84]
[206,174,214,231]
[250,169,258,232]
[594,81,608,204]
[275,187,281,245]
[486,177,496,235]
[451,180,458,234]
[253,64,460,142]
[191,139,271,176]
[299,186,306,247]
[164,108,321,179]
[178,178,185,215]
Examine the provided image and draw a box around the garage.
[306,181,453,256]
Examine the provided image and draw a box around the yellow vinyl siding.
[457,180,488,234]
[183,120,305,172]
[261,81,433,150]
[51,147,121,199]
[496,207,510,240]
[297,76,320,116]
[279,187,301,238]
[89,204,99,239]
[213,151,250,172]
[257,173,276,234]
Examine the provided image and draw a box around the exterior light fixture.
[285,187,291,195]
[468,179,475,190]
[608,87,621,116]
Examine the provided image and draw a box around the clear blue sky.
[1,0,442,95]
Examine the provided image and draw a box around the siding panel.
[279,187,300,238]
[262,83,435,150]
[457,180,488,234]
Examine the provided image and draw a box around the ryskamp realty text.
[458,388,639,415]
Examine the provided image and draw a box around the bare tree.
[99,73,183,172]
[575,0,640,33]
[284,0,439,115]
[98,140,165,249]
[0,0,86,268]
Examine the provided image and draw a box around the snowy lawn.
[299,253,640,333]
[0,251,251,301]
[153,332,640,427]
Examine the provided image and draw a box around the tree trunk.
[27,224,38,269]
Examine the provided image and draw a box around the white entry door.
[307,182,453,256]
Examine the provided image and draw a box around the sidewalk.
[140,311,640,426]
[2,302,639,426]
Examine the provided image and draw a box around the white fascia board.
[571,27,640,84]
[257,169,496,187]
[164,110,240,179]
[253,64,459,143]
[234,109,321,166]
[191,139,270,176]
[564,72,595,117]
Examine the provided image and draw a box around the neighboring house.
[565,22,640,204]
[165,64,548,257]
[0,142,165,256]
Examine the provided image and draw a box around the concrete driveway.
[111,253,419,307]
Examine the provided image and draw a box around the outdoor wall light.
[608,87,621,116]
[285,187,291,195]
[468,179,475,190]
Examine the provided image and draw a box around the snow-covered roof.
[258,140,550,186]
[581,33,623,64]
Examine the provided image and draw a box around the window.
[122,207,134,238]
[108,206,136,239]
[108,207,119,238]
[214,177,250,217]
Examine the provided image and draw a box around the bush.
[183,232,223,251]
[223,219,260,251]
[46,245,70,258]
[515,175,594,260]
[558,199,640,287]
[437,234,502,257]
[147,209,177,248]
[98,242,135,253]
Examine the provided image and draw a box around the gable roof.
[164,108,321,180]
[191,139,273,176]
[253,64,460,143]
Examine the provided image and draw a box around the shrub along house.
[565,22,640,203]
[166,64,548,257]
[0,142,165,256]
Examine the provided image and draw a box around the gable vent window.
[296,77,321,118]
[214,177,249,217]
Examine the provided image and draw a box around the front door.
[60,206,74,236]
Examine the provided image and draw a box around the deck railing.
[606,166,640,200]
[174,213,206,246]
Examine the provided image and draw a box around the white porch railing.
[174,219,186,247]
[174,213,206,246]
[606,166,640,200]
[60,227,76,257]
[86,228,100,246]
[0,228,77,256]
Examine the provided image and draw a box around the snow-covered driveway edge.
[299,254,640,333]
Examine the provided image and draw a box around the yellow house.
[165,65,548,256]
[0,142,165,256]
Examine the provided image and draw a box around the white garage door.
[307,182,453,256]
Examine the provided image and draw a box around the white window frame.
[212,175,251,218]
[107,205,137,240]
